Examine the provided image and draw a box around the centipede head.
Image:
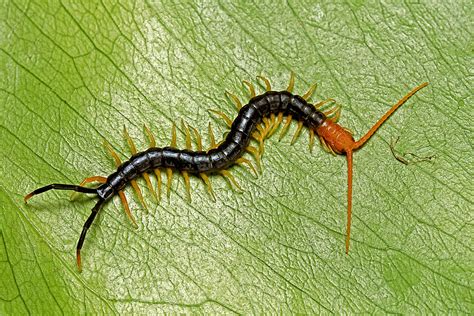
[315,120,356,154]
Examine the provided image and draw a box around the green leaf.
[1,1,471,314]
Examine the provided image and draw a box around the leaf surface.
[0,1,471,314]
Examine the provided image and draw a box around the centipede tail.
[76,198,106,272]
[25,74,428,270]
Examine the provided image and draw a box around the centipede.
[24,73,428,271]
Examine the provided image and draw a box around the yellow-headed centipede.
[24,74,428,271]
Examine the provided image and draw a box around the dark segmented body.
[97,91,326,201]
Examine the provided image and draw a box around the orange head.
[316,120,355,154]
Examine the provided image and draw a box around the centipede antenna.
[344,82,429,254]
[24,184,98,203]
[76,198,105,272]
[345,150,353,254]
[353,82,429,150]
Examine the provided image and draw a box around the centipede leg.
[256,75,272,91]
[309,129,315,153]
[287,72,295,93]
[154,169,162,201]
[166,168,173,200]
[236,157,258,177]
[314,98,336,110]
[182,171,192,202]
[279,114,293,141]
[103,140,122,167]
[245,146,261,171]
[226,92,243,110]
[209,109,233,128]
[190,126,203,151]
[118,190,138,228]
[70,176,107,200]
[243,80,256,98]
[268,112,284,137]
[267,113,277,136]
[200,173,216,201]
[290,121,304,145]
[302,84,317,101]
[219,170,243,191]
[208,122,217,149]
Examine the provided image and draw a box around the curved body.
[24,75,428,272]
[98,91,326,201]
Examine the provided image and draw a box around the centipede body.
[24,74,428,271]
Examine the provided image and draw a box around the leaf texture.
[0,1,471,314]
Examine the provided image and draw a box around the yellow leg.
[208,122,217,149]
[279,115,293,141]
[324,105,342,122]
[181,119,192,149]
[209,109,233,128]
[200,173,216,201]
[219,170,243,191]
[314,98,336,109]
[166,168,173,199]
[256,75,272,91]
[236,157,258,177]
[182,171,191,202]
[103,140,122,167]
[191,126,203,151]
[263,117,272,136]
[123,126,137,154]
[142,172,157,201]
[131,179,148,211]
[119,190,138,228]
[267,113,277,136]
[332,107,341,122]
[287,72,295,93]
[324,104,341,116]
[319,136,337,155]
[290,121,304,145]
[269,112,283,136]
[243,80,256,98]
[309,129,315,153]
[302,84,317,100]
[154,169,162,201]
[226,91,243,110]
[256,124,266,154]
[144,124,156,147]
[252,131,262,142]
[245,145,261,171]
[170,123,177,147]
